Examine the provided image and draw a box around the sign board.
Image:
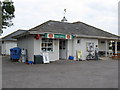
[54,34,66,39]
[77,50,82,59]
[45,33,75,39]
[86,42,94,52]
[42,53,50,64]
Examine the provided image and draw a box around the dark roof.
[28,20,118,38]
[2,30,26,41]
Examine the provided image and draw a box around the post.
[115,41,117,54]
[105,40,108,57]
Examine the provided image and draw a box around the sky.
[0,0,119,38]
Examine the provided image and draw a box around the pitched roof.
[28,20,118,39]
[2,30,26,41]
[13,20,118,40]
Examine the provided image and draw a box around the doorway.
[59,39,67,59]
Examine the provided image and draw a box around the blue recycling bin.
[10,47,21,60]
[69,56,74,60]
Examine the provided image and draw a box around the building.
[13,20,119,61]
[0,30,26,55]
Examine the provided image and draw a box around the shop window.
[41,38,53,52]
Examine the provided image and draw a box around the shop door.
[59,40,67,59]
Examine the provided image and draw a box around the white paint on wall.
[18,36,59,62]
[34,38,59,61]
[18,35,111,62]
[98,40,110,51]
[1,41,17,55]
[48,40,59,61]
[18,35,34,61]
[34,38,41,55]
[72,38,77,60]
[72,38,98,60]
[67,39,73,59]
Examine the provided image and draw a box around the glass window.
[41,38,53,52]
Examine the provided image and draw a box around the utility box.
[34,55,43,64]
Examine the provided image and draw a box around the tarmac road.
[2,56,118,88]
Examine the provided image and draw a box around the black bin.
[34,55,43,64]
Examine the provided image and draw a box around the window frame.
[41,38,54,52]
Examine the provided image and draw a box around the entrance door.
[59,40,67,59]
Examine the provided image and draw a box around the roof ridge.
[29,20,72,31]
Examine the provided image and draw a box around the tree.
[0,0,15,33]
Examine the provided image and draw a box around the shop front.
[44,33,74,60]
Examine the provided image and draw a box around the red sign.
[66,35,70,39]
[35,34,40,40]
[48,34,54,38]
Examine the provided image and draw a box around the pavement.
[2,56,118,88]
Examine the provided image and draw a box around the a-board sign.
[42,53,50,64]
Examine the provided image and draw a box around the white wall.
[34,38,41,55]
[18,36,59,62]
[18,35,112,61]
[98,40,109,51]
[1,41,17,55]
[48,40,59,61]
[67,39,73,59]
[34,38,59,61]
[18,35,34,61]
[72,38,98,60]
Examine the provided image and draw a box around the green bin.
[34,55,43,64]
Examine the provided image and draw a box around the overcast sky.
[0,0,119,38]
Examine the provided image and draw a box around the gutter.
[12,31,30,39]
[13,30,119,41]
[76,35,119,40]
